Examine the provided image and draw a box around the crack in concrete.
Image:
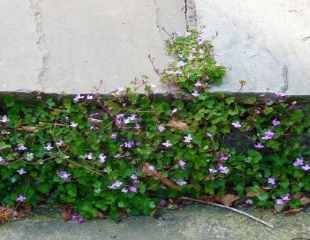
[281,65,289,93]
[184,0,197,31]
[28,0,49,85]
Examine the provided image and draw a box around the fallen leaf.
[284,208,303,216]
[300,196,310,206]
[217,194,240,206]
[167,119,189,131]
[246,191,261,198]
[0,207,13,224]
[61,206,73,222]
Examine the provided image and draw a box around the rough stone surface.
[0,206,309,240]
[196,0,310,95]
[0,0,187,94]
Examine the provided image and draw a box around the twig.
[148,54,161,77]
[180,196,274,229]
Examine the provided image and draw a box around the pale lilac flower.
[111,133,118,139]
[183,134,192,144]
[0,115,9,123]
[267,177,276,186]
[162,140,172,148]
[282,194,290,202]
[123,141,135,149]
[158,125,166,133]
[192,90,200,97]
[194,81,202,88]
[16,195,26,203]
[26,153,34,161]
[206,132,213,138]
[293,157,304,167]
[218,165,230,174]
[245,199,253,205]
[176,180,187,186]
[302,164,310,171]
[147,165,156,172]
[219,154,229,161]
[73,94,84,103]
[44,143,54,151]
[17,144,27,151]
[276,199,285,205]
[121,188,128,193]
[188,54,195,61]
[130,175,138,181]
[17,168,27,175]
[178,160,187,169]
[0,156,7,165]
[70,122,78,128]
[85,153,93,160]
[262,130,274,140]
[57,170,71,182]
[275,92,286,98]
[56,140,64,147]
[209,168,218,174]
[129,186,137,193]
[109,180,123,189]
[177,60,186,68]
[98,153,107,163]
[272,118,281,127]
[171,108,178,114]
[86,95,94,100]
[254,143,265,149]
[232,121,242,129]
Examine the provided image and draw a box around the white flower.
[17,168,27,175]
[17,144,27,151]
[158,125,166,132]
[70,122,78,128]
[183,134,192,143]
[162,140,172,148]
[176,180,187,186]
[109,180,123,189]
[0,115,9,123]
[85,153,93,160]
[56,140,64,147]
[44,143,54,151]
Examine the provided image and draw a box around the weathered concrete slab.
[0,0,187,94]
[196,0,310,95]
[0,206,309,240]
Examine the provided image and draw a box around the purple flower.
[245,199,253,205]
[267,177,276,186]
[111,133,118,139]
[178,160,187,169]
[147,165,156,172]
[262,130,274,140]
[232,121,242,129]
[129,186,137,193]
[17,168,27,175]
[218,165,230,174]
[281,194,290,202]
[254,143,265,149]
[275,92,286,98]
[272,118,281,127]
[57,170,71,182]
[109,180,123,189]
[302,164,310,171]
[175,71,182,77]
[162,140,172,148]
[293,157,304,167]
[71,214,85,224]
[158,125,166,132]
[183,134,192,144]
[16,195,26,203]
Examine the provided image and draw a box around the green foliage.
[0,31,309,220]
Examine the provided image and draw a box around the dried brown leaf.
[218,194,240,206]
[167,119,189,131]
[61,206,73,222]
